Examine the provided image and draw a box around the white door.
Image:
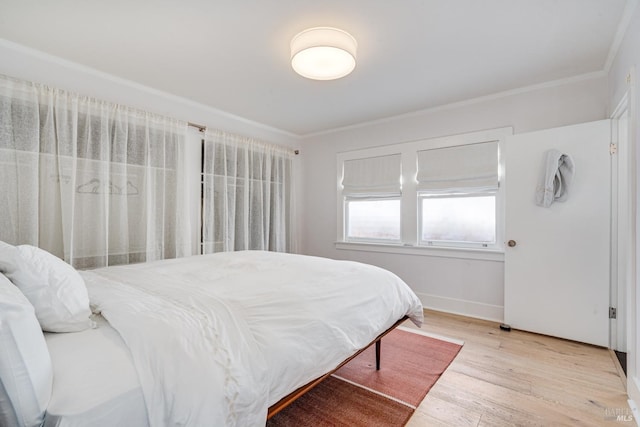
[504,120,611,347]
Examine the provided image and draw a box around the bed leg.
[375,339,381,370]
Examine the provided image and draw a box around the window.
[341,154,402,243]
[346,198,401,241]
[416,141,499,249]
[336,128,509,255]
[419,193,496,246]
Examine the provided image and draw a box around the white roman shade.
[342,154,402,197]
[416,141,498,192]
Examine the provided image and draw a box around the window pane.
[421,196,495,243]
[347,199,400,240]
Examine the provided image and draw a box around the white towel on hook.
[535,149,575,208]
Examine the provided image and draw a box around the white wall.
[607,0,640,416]
[299,76,608,321]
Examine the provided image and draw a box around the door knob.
[508,240,517,247]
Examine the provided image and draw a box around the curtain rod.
[188,122,206,132]
[188,122,299,155]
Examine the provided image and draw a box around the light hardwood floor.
[403,310,632,426]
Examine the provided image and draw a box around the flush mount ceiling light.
[290,27,357,80]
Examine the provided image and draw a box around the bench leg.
[375,339,381,370]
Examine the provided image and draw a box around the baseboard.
[416,292,504,323]
[610,349,628,390]
[627,398,639,426]
[628,377,640,426]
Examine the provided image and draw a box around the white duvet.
[82,251,423,426]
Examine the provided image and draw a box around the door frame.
[611,90,631,353]
[616,65,640,416]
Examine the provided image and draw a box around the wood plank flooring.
[402,310,632,426]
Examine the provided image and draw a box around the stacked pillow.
[0,241,94,332]
[0,241,94,426]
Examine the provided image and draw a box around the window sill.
[334,241,504,261]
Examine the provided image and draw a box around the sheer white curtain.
[0,75,191,268]
[202,129,294,253]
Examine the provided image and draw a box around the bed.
[0,248,423,426]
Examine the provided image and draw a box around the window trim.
[336,127,512,256]
[335,241,505,261]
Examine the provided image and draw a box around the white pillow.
[0,273,53,427]
[0,241,94,332]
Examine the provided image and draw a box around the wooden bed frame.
[267,315,409,419]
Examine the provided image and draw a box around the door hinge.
[609,307,617,319]
[610,143,618,155]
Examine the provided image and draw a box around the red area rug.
[267,327,462,426]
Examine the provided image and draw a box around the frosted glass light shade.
[290,27,357,80]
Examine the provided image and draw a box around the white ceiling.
[0,0,631,136]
